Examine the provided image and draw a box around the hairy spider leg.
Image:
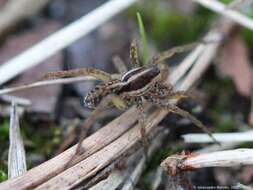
[78,94,127,153]
[119,94,150,158]
[168,91,192,100]
[151,42,198,65]
[147,42,199,82]
[41,68,112,81]
[153,83,201,103]
[151,39,220,66]
[136,103,149,158]
[144,84,195,103]
[168,90,205,105]
[66,94,126,168]
[129,39,141,68]
[153,99,219,145]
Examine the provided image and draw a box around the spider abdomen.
[119,65,160,95]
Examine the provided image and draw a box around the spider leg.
[120,94,149,158]
[66,94,120,168]
[41,68,112,81]
[154,100,219,145]
[149,83,195,101]
[130,39,141,68]
[112,55,128,74]
[137,104,149,147]
[136,102,149,159]
[151,42,198,65]
[169,91,191,100]
[169,91,189,100]
[168,90,204,104]
[151,38,220,65]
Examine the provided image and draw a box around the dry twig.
[121,129,169,190]
[182,130,253,143]
[151,167,164,190]
[161,149,253,176]
[35,109,169,189]
[196,142,240,154]
[0,106,139,189]
[89,128,168,190]
[0,77,95,95]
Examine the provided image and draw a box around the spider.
[43,40,217,164]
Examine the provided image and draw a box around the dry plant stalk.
[0,19,233,190]
[8,102,27,179]
[170,45,205,85]
[0,76,95,95]
[36,109,169,189]
[121,130,169,190]
[196,142,240,154]
[161,149,253,176]
[0,107,139,189]
[150,167,163,190]
[90,128,168,190]
[182,130,253,143]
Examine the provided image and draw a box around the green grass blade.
[137,12,149,64]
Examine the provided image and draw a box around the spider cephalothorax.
[43,40,217,158]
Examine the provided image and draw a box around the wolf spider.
[43,40,217,164]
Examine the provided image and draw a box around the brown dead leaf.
[218,32,252,97]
